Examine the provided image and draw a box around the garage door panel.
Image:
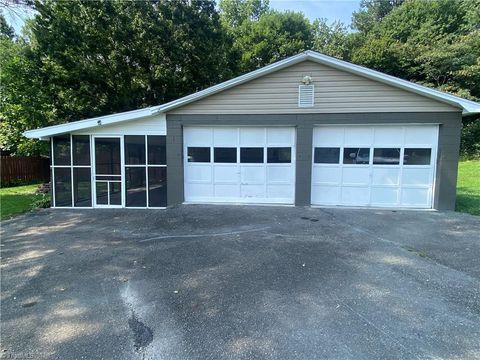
[344,127,372,146]
[185,183,213,199]
[372,168,400,186]
[214,128,237,146]
[341,186,370,205]
[401,188,431,207]
[402,168,431,185]
[185,126,295,204]
[311,185,340,204]
[370,187,399,205]
[313,127,343,146]
[214,184,240,198]
[312,166,341,185]
[214,166,238,184]
[240,128,265,146]
[267,184,293,199]
[241,166,265,184]
[373,126,403,146]
[185,165,211,183]
[241,184,265,199]
[405,126,437,145]
[184,127,212,146]
[267,166,293,184]
[342,167,370,185]
[312,125,437,209]
[267,127,293,146]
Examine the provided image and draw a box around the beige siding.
[72,113,166,135]
[169,61,458,114]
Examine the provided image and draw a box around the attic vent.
[298,85,314,107]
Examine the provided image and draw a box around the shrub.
[31,193,51,209]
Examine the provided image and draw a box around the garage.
[25,50,478,210]
[184,127,295,204]
[311,125,438,208]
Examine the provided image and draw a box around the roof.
[25,50,480,139]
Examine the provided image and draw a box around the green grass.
[0,183,43,220]
[456,160,480,216]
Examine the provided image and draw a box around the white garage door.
[311,125,438,208]
[184,127,295,204]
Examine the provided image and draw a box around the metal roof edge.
[24,106,160,139]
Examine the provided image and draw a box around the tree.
[0,13,14,39]
[0,0,237,155]
[219,0,269,28]
[229,10,313,72]
[0,17,53,155]
[352,0,404,33]
[351,0,480,158]
[312,18,351,60]
[29,0,235,120]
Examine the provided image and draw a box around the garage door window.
[214,148,236,163]
[267,147,291,163]
[240,148,264,163]
[188,147,210,163]
[404,148,431,165]
[373,148,400,165]
[314,147,340,164]
[343,148,370,164]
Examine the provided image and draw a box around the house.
[24,50,480,210]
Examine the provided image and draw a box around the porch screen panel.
[124,135,167,208]
[147,136,167,207]
[52,135,92,207]
[72,135,92,207]
[53,167,72,206]
[125,136,147,207]
[52,135,72,207]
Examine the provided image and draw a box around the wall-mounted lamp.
[301,75,313,85]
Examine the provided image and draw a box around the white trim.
[70,134,74,206]
[51,138,55,207]
[24,51,479,140]
[25,107,160,139]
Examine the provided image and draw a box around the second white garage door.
[311,125,438,208]
[184,127,295,204]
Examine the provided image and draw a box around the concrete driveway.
[1,206,479,360]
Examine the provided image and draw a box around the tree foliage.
[1,0,479,158]
[1,0,236,155]
[229,10,313,72]
[352,0,404,33]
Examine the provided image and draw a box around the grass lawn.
[456,160,480,216]
[0,183,43,220]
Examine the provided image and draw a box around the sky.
[2,0,362,34]
[270,0,361,25]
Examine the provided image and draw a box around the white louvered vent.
[298,85,314,107]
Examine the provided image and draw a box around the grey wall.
[166,112,462,210]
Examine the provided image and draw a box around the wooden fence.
[1,156,50,186]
